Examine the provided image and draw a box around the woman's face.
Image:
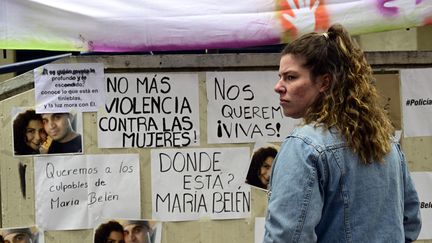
[258,156,274,187]
[107,231,124,243]
[275,54,326,119]
[25,119,47,151]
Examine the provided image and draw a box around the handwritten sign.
[34,63,105,113]
[151,147,251,221]
[206,71,299,144]
[412,172,432,240]
[97,73,200,148]
[400,68,432,137]
[34,154,140,230]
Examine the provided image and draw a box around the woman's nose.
[34,131,41,141]
[274,79,284,94]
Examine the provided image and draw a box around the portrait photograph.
[245,142,279,191]
[12,107,84,156]
[0,225,43,243]
[94,218,162,243]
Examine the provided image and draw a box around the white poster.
[255,217,265,243]
[400,68,432,137]
[412,172,432,240]
[34,154,140,230]
[206,71,299,144]
[34,63,105,113]
[151,147,251,221]
[98,73,200,148]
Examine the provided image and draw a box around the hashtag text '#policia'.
[406,98,432,106]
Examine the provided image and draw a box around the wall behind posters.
[0,49,15,82]
[0,53,432,243]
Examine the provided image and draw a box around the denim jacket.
[264,124,421,243]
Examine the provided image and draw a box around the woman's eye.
[285,75,296,81]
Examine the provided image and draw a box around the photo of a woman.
[94,220,125,243]
[13,109,49,156]
[246,146,278,190]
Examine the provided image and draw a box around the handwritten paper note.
[206,71,299,143]
[34,154,140,230]
[98,73,200,148]
[151,147,251,221]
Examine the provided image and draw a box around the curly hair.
[281,24,393,164]
[13,109,44,155]
[94,220,124,243]
[246,146,278,188]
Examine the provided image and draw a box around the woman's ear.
[319,73,331,92]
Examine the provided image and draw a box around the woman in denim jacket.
[264,24,421,243]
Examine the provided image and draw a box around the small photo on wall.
[0,225,44,243]
[12,107,84,156]
[94,219,162,243]
[245,142,279,191]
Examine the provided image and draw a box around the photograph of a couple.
[94,219,161,243]
[12,107,83,156]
